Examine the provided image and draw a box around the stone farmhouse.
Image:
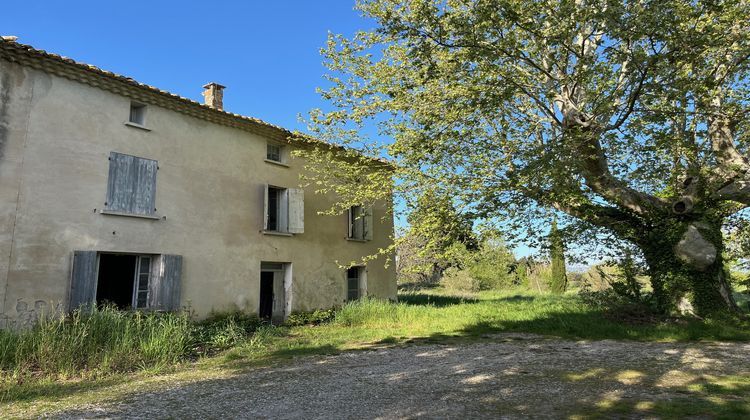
[0,37,396,328]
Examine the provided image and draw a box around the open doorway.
[347,266,367,301]
[259,262,290,321]
[96,254,152,309]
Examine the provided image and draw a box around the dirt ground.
[46,334,750,419]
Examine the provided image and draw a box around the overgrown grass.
[0,306,261,382]
[2,290,749,407]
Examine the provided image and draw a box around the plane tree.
[299,0,750,315]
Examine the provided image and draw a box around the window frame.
[263,184,304,235]
[347,205,373,241]
[266,142,284,163]
[128,102,148,127]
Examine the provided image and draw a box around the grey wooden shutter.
[132,157,158,215]
[364,206,373,241]
[288,188,304,234]
[106,152,157,215]
[69,251,98,311]
[106,152,135,212]
[150,254,182,311]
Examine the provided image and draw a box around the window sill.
[346,237,368,242]
[100,209,162,220]
[262,230,293,237]
[124,121,151,131]
[264,159,289,168]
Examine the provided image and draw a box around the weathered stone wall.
[0,61,396,324]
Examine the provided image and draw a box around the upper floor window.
[266,143,283,163]
[347,205,373,241]
[263,184,304,234]
[104,152,158,216]
[129,102,147,126]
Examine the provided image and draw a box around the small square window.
[129,102,147,126]
[267,143,282,162]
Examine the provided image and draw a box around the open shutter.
[150,255,182,311]
[69,251,98,311]
[288,188,304,234]
[132,157,157,215]
[279,188,289,233]
[364,206,373,241]
[263,184,269,230]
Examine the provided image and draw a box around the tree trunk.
[639,219,740,316]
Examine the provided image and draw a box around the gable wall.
[0,61,396,327]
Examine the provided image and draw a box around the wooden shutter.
[288,188,304,234]
[106,152,135,212]
[263,184,269,230]
[132,157,157,215]
[106,152,157,215]
[69,251,98,311]
[364,206,373,241]
[279,188,289,233]
[150,254,182,311]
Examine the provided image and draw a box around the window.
[71,252,182,311]
[347,266,365,301]
[266,143,283,162]
[347,205,373,241]
[129,102,147,126]
[263,184,304,234]
[104,152,158,217]
[133,256,151,309]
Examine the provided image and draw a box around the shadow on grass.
[398,293,478,307]
[1,373,129,404]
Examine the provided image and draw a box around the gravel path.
[51,334,750,419]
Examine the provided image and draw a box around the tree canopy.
[298,0,750,315]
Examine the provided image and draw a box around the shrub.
[193,312,262,353]
[284,309,336,327]
[440,266,480,291]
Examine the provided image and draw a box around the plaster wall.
[0,60,396,328]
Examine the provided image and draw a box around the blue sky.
[1,1,367,131]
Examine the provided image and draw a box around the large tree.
[299,0,750,315]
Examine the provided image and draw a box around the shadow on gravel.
[47,337,750,419]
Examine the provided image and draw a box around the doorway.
[259,271,274,319]
[259,262,290,321]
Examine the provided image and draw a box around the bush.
[284,309,336,327]
[193,312,262,353]
[440,266,482,291]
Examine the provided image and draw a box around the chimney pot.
[202,82,225,111]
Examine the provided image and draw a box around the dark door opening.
[96,254,137,309]
[259,271,274,319]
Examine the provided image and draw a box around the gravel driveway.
[51,334,750,419]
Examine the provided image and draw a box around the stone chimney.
[202,82,225,111]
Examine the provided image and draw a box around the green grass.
[225,290,749,366]
[1,290,748,412]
